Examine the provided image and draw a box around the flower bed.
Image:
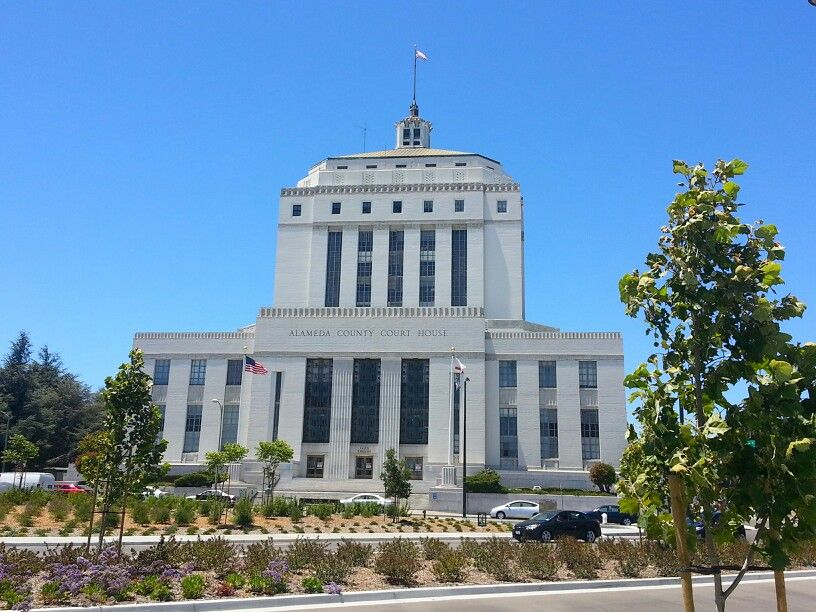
[1,535,815,609]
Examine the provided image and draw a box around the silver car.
[489,500,540,519]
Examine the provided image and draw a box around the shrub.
[225,572,246,589]
[208,500,224,525]
[243,541,282,575]
[289,502,303,523]
[17,510,34,527]
[357,502,378,518]
[420,537,448,560]
[432,548,469,582]
[374,538,420,584]
[598,540,646,578]
[309,503,334,521]
[48,495,71,522]
[180,574,206,599]
[516,542,560,579]
[473,537,518,580]
[174,471,220,488]
[643,540,680,577]
[464,468,506,493]
[131,500,151,525]
[588,462,616,493]
[249,558,289,595]
[556,537,600,579]
[262,497,296,518]
[315,552,352,584]
[151,499,172,524]
[234,498,254,528]
[336,539,372,567]
[185,537,236,574]
[151,581,174,601]
[174,498,197,526]
[40,580,66,604]
[286,536,327,571]
[302,575,323,593]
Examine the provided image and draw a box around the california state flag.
[415,49,429,61]
[452,357,465,374]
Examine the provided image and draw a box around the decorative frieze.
[486,331,621,340]
[258,306,484,318]
[280,181,520,197]
[134,332,255,340]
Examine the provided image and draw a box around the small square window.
[454,199,464,212]
[332,202,341,215]
[396,164,407,168]
[366,164,377,169]
[292,204,302,217]
[497,200,508,213]
[362,201,371,214]
[337,165,348,169]
[455,162,467,167]
[392,201,402,214]
[423,200,433,213]
[425,163,436,168]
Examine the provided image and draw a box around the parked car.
[511,510,602,543]
[186,489,236,506]
[53,482,87,494]
[585,504,638,526]
[0,472,55,490]
[339,493,392,507]
[489,500,540,520]
[141,485,167,499]
[693,511,746,540]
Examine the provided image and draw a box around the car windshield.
[532,511,558,521]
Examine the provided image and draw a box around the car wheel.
[622,517,632,526]
[540,530,553,543]
[584,530,597,543]
[496,511,506,520]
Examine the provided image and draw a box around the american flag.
[244,356,268,375]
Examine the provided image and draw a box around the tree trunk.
[774,570,787,612]
[668,473,695,612]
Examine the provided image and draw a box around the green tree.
[380,448,411,523]
[92,349,168,551]
[3,434,39,488]
[618,159,813,612]
[588,462,616,493]
[256,439,294,502]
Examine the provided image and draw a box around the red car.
[54,482,86,494]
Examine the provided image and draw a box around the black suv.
[512,510,602,543]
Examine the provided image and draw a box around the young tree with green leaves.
[91,349,168,551]
[380,448,411,523]
[588,462,616,493]
[618,159,814,612]
[256,439,294,502]
[3,434,39,488]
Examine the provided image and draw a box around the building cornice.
[134,332,255,340]
[486,331,621,340]
[258,306,484,318]
[281,182,520,197]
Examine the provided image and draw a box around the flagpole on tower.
[412,45,418,106]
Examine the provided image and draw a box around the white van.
[0,472,56,490]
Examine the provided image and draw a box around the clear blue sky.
[2,2,815,399]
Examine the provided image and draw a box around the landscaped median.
[1,536,816,609]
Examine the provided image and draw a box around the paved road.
[280,575,816,611]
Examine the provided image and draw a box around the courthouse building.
[133,103,626,492]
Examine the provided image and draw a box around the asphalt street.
[279,575,816,611]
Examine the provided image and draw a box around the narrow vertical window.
[272,372,282,440]
[153,359,170,385]
[419,229,435,307]
[454,199,464,212]
[356,229,373,307]
[324,231,343,307]
[581,409,600,460]
[579,361,598,388]
[351,359,380,443]
[303,359,333,443]
[539,361,556,388]
[189,360,206,385]
[498,360,518,469]
[156,404,166,441]
[387,230,404,307]
[220,404,239,448]
[183,404,202,452]
[540,408,559,460]
[331,202,341,215]
[392,201,402,213]
[400,359,429,444]
[292,204,302,217]
[451,228,467,306]
[226,359,243,386]
[497,200,508,213]
[423,200,433,213]
[362,201,371,214]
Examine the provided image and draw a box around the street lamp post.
[0,410,9,473]
[462,377,469,518]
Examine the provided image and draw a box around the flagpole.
[412,45,417,105]
[448,350,455,466]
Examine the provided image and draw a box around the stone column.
[339,226,359,307]
[435,225,452,307]
[326,358,353,480]
[307,226,328,307]
[515,359,540,469]
[402,224,420,307]
[377,359,402,470]
[371,225,389,307]
[556,360,583,469]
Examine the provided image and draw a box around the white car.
[339,493,392,507]
[489,500,540,520]
[142,485,167,499]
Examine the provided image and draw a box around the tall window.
[324,231,343,307]
[226,359,243,386]
[351,359,380,443]
[306,455,324,478]
[356,229,373,307]
[499,361,517,387]
[451,228,467,306]
[156,404,166,441]
[540,408,558,460]
[497,200,508,213]
[220,404,239,448]
[423,200,433,213]
[419,229,435,307]
[387,230,404,307]
[292,204,301,217]
[303,359,333,443]
[579,361,598,388]
[499,360,518,469]
[392,200,402,213]
[272,372,282,440]
[454,199,464,212]
[581,409,600,460]
[362,201,371,214]
[183,405,202,452]
[153,359,170,385]
[189,360,206,385]
[539,361,556,388]
[400,359,429,444]
[331,202,341,215]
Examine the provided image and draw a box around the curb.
[40,569,816,612]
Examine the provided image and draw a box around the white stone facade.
[133,106,626,492]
